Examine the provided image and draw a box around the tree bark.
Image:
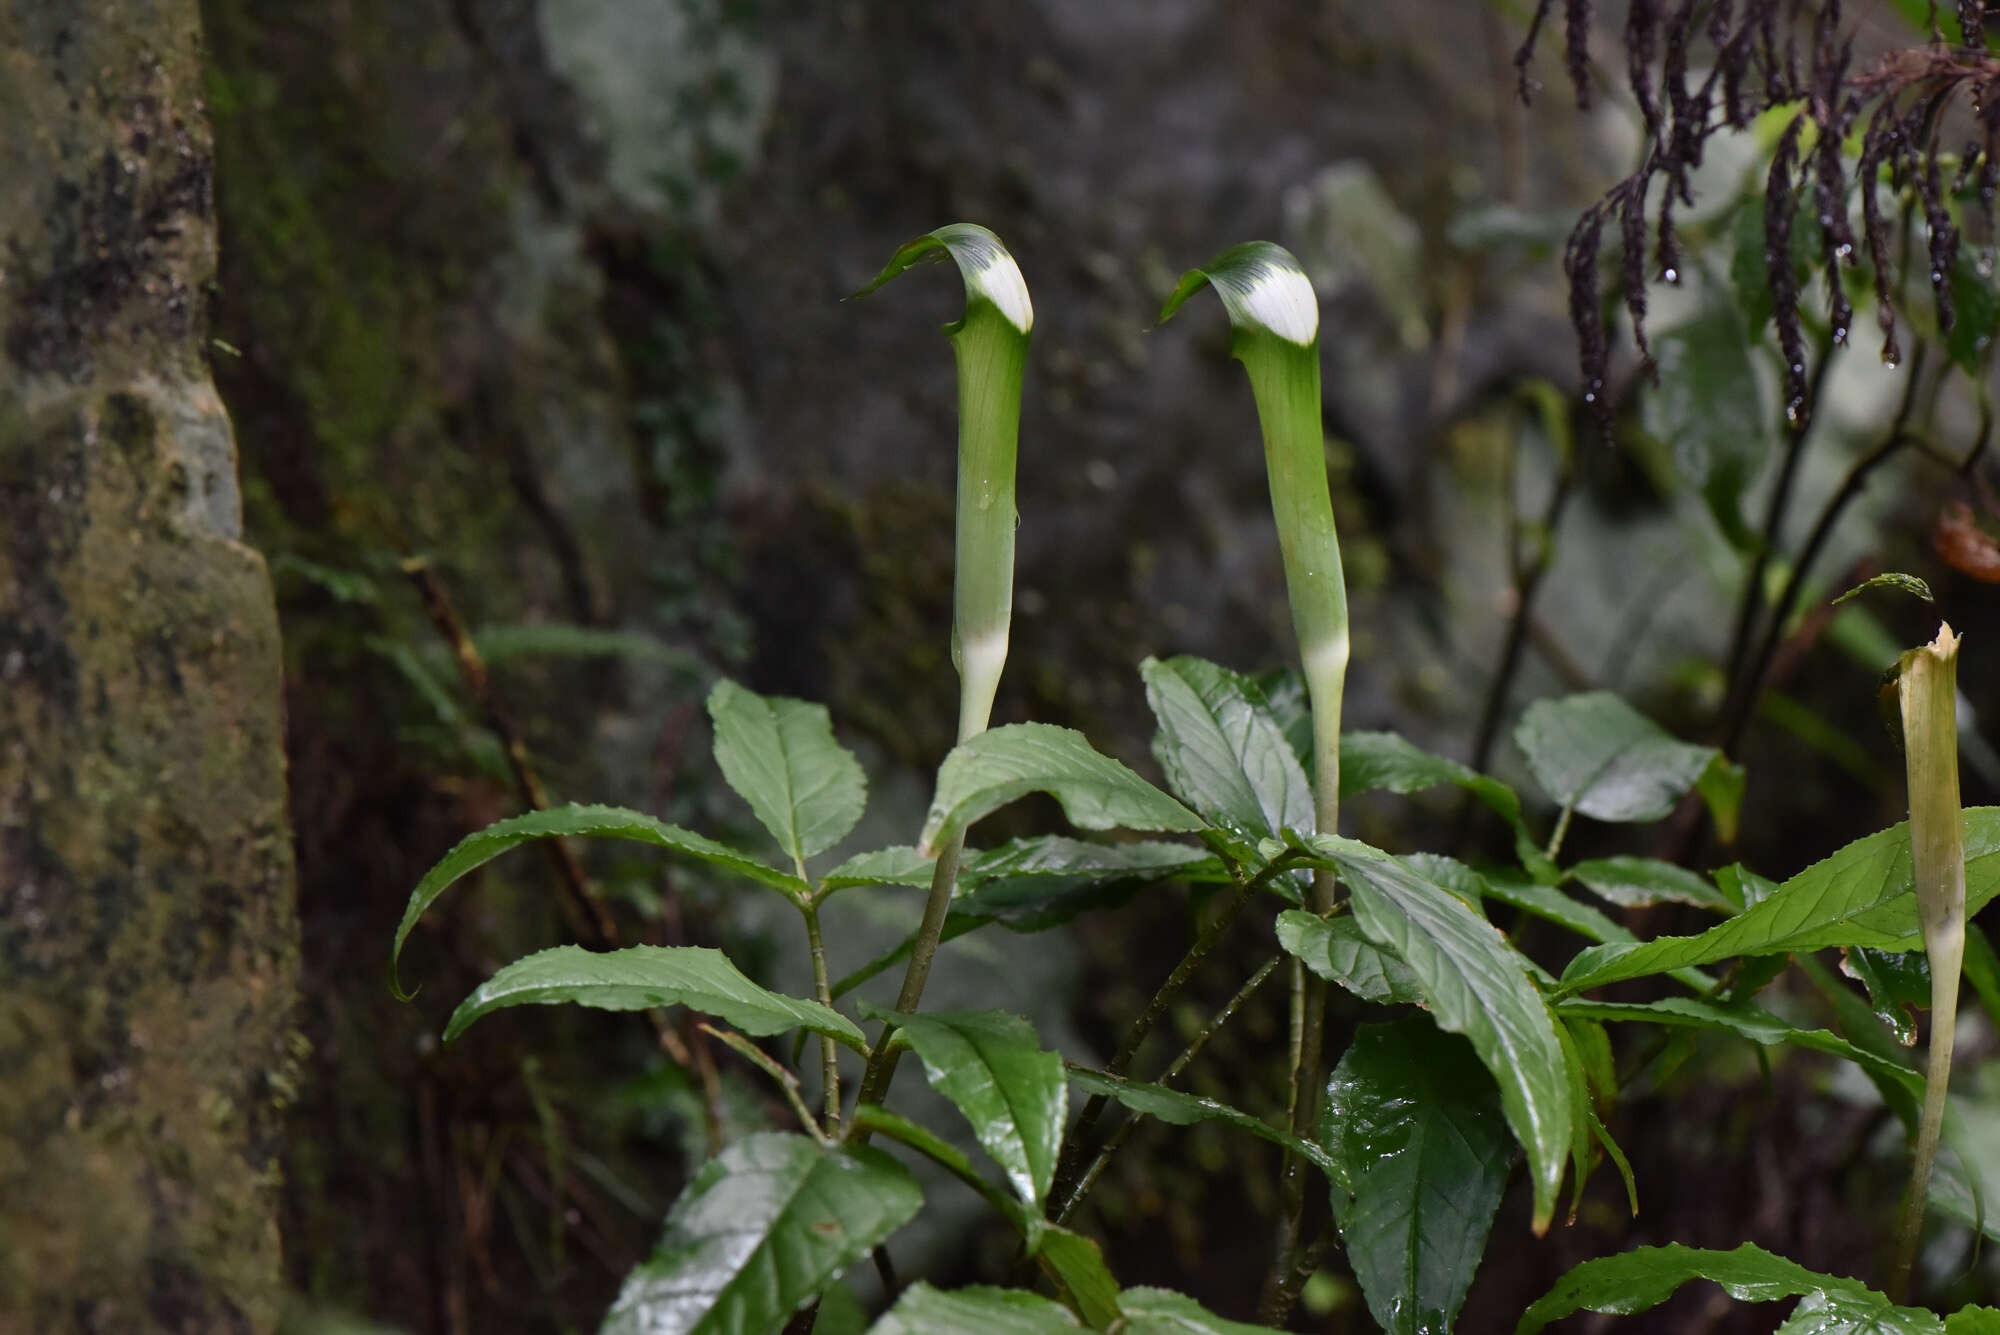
[0,3,299,1331]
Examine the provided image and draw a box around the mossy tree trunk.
[0,3,299,1330]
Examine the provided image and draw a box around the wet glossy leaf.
[1065,1067,1340,1178]
[1555,997,1922,1099]
[602,1132,921,1335]
[393,804,806,995]
[1291,835,1573,1231]
[1840,946,1931,1047]
[1276,911,1426,1005]
[1832,572,1935,608]
[1322,1019,1511,1335]
[1119,1288,1289,1334]
[882,1008,1065,1208]
[820,845,936,891]
[1570,856,1737,913]
[1642,303,1764,546]
[918,723,1206,853]
[1560,810,2000,993]
[707,679,867,867]
[443,945,866,1050]
[1516,1243,1895,1335]
[1774,1290,1945,1335]
[1142,655,1313,839]
[1515,692,1717,824]
[866,1285,1080,1335]
[1948,1307,2000,1333]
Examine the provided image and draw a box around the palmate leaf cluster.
[393,656,2000,1333]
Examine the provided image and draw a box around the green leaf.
[707,679,866,867]
[866,1285,1081,1335]
[821,845,936,891]
[1832,573,1935,608]
[1698,755,1749,844]
[1141,655,1314,840]
[602,1132,921,1335]
[1065,1067,1341,1178]
[1642,302,1765,544]
[965,836,1218,886]
[1570,856,1738,913]
[1554,997,1923,1099]
[1322,1019,1511,1335]
[1118,1288,1290,1334]
[1340,731,1553,878]
[1774,1290,1945,1335]
[1515,692,1718,823]
[392,804,806,996]
[918,723,1206,853]
[879,1008,1066,1209]
[1840,946,1931,1047]
[1949,1307,2000,1334]
[1031,1226,1122,1329]
[1561,809,2000,993]
[1290,835,1573,1231]
[845,1103,1029,1229]
[1276,911,1426,1005]
[1515,1243,1894,1335]
[442,945,866,1050]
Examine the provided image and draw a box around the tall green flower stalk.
[1890,623,1966,1299]
[849,224,1031,1111]
[1159,243,1348,870]
[1160,242,1348,1320]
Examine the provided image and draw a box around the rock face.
[0,3,299,1330]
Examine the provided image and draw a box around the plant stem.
[852,828,967,1115]
[801,897,841,1131]
[1890,625,1965,1301]
[1055,954,1280,1226]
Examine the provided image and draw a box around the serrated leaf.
[1276,911,1426,1005]
[392,804,806,996]
[1065,1067,1340,1178]
[1322,1019,1511,1335]
[1031,1226,1122,1328]
[821,845,937,891]
[1290,835,1573,1231]
[1775,1290,1946,1334]
[1840,946,1931,1046]
[1832,573,1935,608]
[1118,1288,1290,1334]
[443,945,866,1049]
[1570,856,1738,912]
[707,679,867,867]
[1641,302,1765,546]
[1555,997,1923,1099]
[866,1285,1080,1335]
[877,1008,1065,1208]
[1949,1306,2000,1334]
[601,1132,921,1335]
[918,723,1206,853]
[1516,1243,1894,1335]
[1141,655,1313,840]
[1515,692,1718,824]
[1561,810,2000,993]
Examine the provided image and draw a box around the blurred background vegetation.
[185,0,2000,1329]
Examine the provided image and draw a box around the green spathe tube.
[1158,242,1348,873]
[1890,622,1965,1299]
[852,222,1030,742]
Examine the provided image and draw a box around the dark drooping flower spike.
[1517,0,1999,430]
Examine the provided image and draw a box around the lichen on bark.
[0,3,299,1330]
